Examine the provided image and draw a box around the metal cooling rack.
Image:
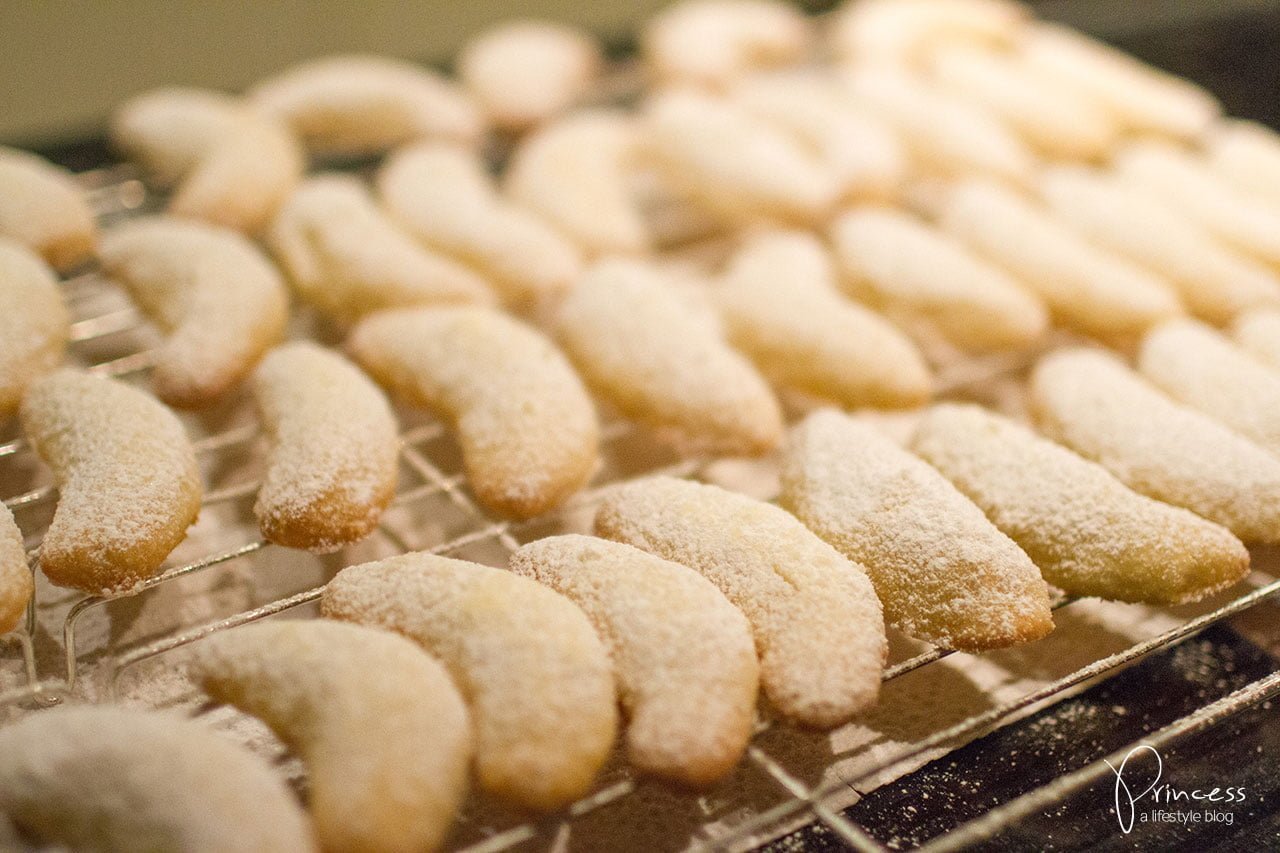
[2,164,1279,853]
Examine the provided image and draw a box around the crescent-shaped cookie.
[1234,309,1280,371]
[840,67,1034,184]
[378,143,581,306]
[830,206,1048,351]
[321,553,618,811]
[1017,22,1219,139]
[1039,165,1280,324]
[715,229,932,408]
[99,216,289,408]
[249,54,483,155]
[252,342,399,552]
[1138,319,1280,456]
[828,0,1026,65]
[0,147,96,272]
[510,534,759,785]
[555,258,782,456]
[0,240,68,420]
[20,369,202,594]
[348,305,598,518]
[0,505,31,635]
[937,178,1182,338]
[730,71,906,201]
[505,110,651,256]
[190,620,472,853]
[642,0,812,88]
[1029,347,1280,543]
[458,21,602,130]
[110,87,243,187]
[781,409,1053,651]
[0,706,313,852]
[913,403,1250,604]
[595,476,886,728]
[643,89,839,226]
[268,174,494,322]
[927,44,1119,161]
[1112,141,1280,267]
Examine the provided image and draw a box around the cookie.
[0,147,96,272]
[0,505,31,635]
[0,706,313,852]
[828,0,1026,65]
[511,534,758,785]
[348,305,598,518]
[555,258,782,455]
[20,370,202,594]
[715,229,932,408]
[458,21,602,130]
[99,216,289,408]
[1233,309,1280,371]
[505,110,651,256]
[1039,165,1280,324]
[1029,347,1280,543]
[267,174,494,322]
[322,553,617,811]
[781,409,1053,651]
[912,403,1250,604]
[110,87,244,187]
[378,142,581,306]
[252,342,399,552]
[0,240,68,420]
[643,0,812,88]
[191,620,471,853]
[831,206,1048,351]
[595,476,886,728]
[937,178,1182,339]
[1205,119,1280,209]
[249,54,483,155]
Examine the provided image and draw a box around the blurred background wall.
[2,0,1276,148]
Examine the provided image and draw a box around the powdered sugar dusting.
[0,504,31,635]
[0,240,67,419]
[595,475,885,728]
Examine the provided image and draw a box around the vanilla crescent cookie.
[1138,319,1280,457]
[595,476,886,728]
[378,142,581,306]
[505,110,651,256]
[458,21,602,130]
[831,207,1048,352]
[556,258,782,456]
[1039,165,1280,325]
[249,54,483,155]
[348,305,598,518]
[1112,141,1280,267]
[643,0,812,88]
[0,240,68,420]
[252,342,399,552]
[781,410,1053,651]
[927,44,1119,161]
[937,178,1182,339]
[1205,120,1280,209]
[0,706,313,852]
[21,370,202,595]
[191,620,472,853]
[912,403,1250,605]
[0,505,31,635]
[839,67,1034,184]
[110,87,243,187]
[730,71,906,201]
[828,0,1026,65]
[643,89,839,226]
[716,230,932,408]
[511,535,759,785]
[99,217,289,408]
[1030,347,1280,544]
[322,553,618,811]
[1017,23,1220,140]
[0,147,97,272]
[268,174,494,322]
[1234,309,1280,370]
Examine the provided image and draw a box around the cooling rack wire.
[1,165,1279,853]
